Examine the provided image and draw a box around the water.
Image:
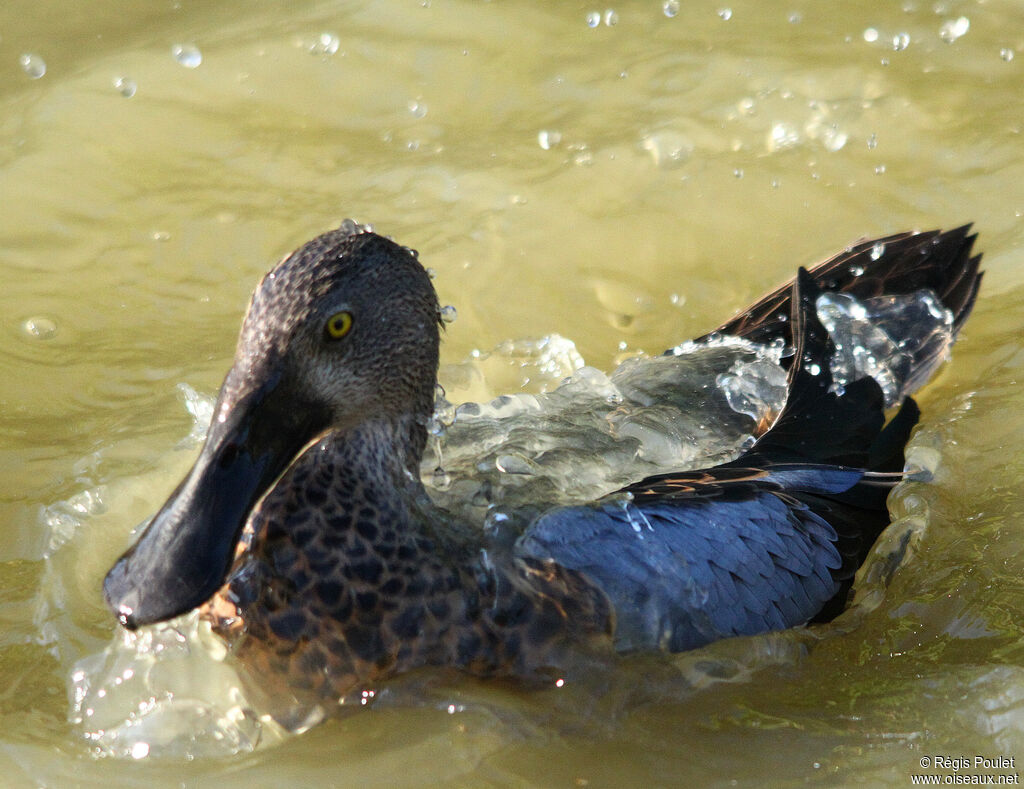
[1,0,1023,785]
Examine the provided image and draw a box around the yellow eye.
[324,311,353,340]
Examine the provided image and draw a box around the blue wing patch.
[517,476,849,652]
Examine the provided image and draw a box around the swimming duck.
[103,222,981,712]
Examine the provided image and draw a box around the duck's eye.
[324,311,353,340]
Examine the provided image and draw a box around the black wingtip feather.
[699,224,984,350]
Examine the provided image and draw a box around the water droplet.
[1000,47,1015,62]
[663,0,680,18]
[822,126,848,152]
[874,164,887,175]
[641,131,693,167]
[171,43,202,68]
[440,305,457,324]
[604,9,619,25]
[572,147,593,166]
[432,466,451,490]
[585,11,601,27]
[113,76,137,97]
[871,242,885,260]
[538,129,562,150]
[19,53,46,79]
[768,122,800,151]
[717,7,732,20]
[863,28,879,43]
[21,316,57,339]
[310,32,340,55]
[939,16,969,43]
[892,32,910,50]
[867,132,878,149]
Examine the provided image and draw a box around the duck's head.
[103,223,441,629]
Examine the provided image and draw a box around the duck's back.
[517,269,920,653]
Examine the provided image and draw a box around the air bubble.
[604,9,619,25]
[663,0,680,18]
[19,53,46,79]
[1000,48,1015,62]
[867,132,878,150]
[440,305,457,324]
[871,242,885,261]
[113,77,137,97]
[892,32,910,50]
[171,44,203,68]
[408,100,428,118]
[874,164,887,175]
[733,168,744,178]
[717,8,732,20]
[863,28,879,43]
[585,11,601,27]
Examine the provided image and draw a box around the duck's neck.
[332,412,428,489]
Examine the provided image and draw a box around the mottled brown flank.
[201,421,614,706]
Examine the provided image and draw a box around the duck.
[102,221,981,718]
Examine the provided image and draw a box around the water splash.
[816,289,954,407]
[68,614,283,759]
[424,336,783,527]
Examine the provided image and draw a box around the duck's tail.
[706,224,982,347]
